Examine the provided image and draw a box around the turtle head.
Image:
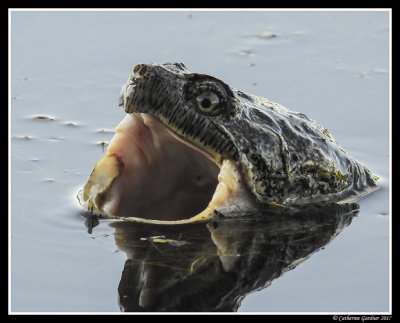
[80,63,256,224]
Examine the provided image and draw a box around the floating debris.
[11,135,33,140]
[255,32,277,39]
[32,115,55,121]
[98,139,108,153]
[48,136,65,141]
[237,49,254,57]
[44,178,55,183]
[65,121,79,127]
[97,129,114,134]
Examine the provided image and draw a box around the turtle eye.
[196,92,220,113]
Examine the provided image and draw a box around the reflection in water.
[84,203,359,312]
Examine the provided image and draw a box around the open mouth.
[80,112,250,224]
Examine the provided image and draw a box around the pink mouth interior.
[102,113,220,221]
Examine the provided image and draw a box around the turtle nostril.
[133,64,141,73]
[133,64,148,76]
[139,65,148,76]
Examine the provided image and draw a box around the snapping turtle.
[79,62,378,224]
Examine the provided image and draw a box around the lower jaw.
[78,114,254,225]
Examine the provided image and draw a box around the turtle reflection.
[102,203,359,312]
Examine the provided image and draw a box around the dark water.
[10,10,390,313]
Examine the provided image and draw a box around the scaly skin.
[119,62,378,206]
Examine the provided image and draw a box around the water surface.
[10,9,390,313]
